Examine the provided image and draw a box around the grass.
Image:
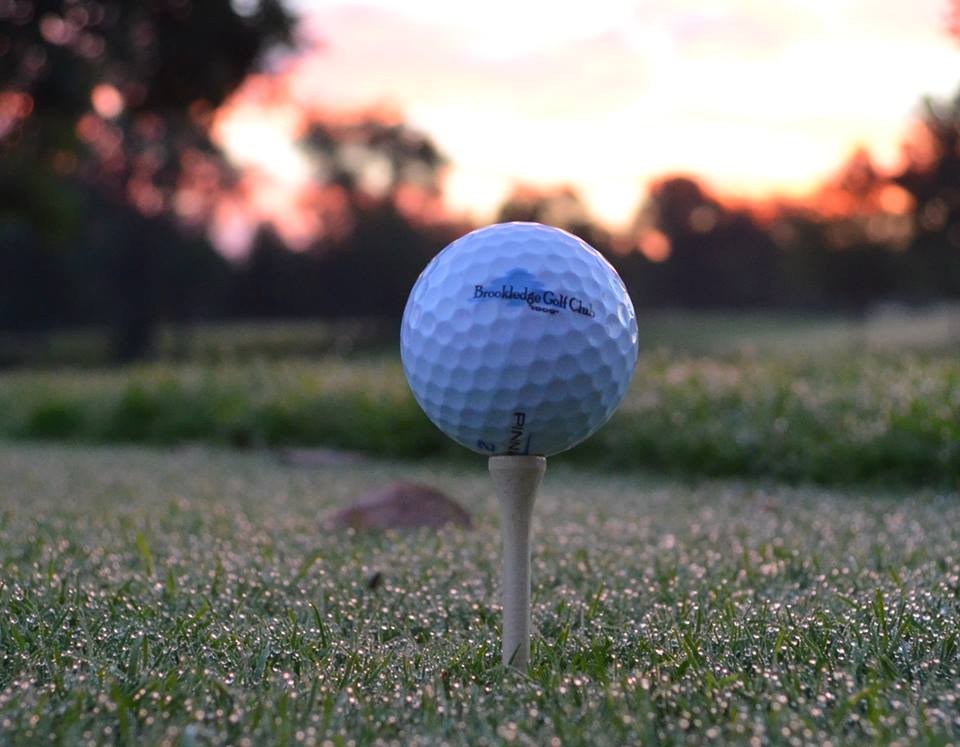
[3,305,958,367]
[0,320,394,368]
[0,349,956,485]
[635,305,960,355]
[0,443,958,744]
[3,310,956,743]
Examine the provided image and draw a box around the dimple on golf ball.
[401,222,639,457]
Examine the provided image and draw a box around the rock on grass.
[323,481,472,531]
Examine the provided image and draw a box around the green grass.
[0,320,394,368]
[0,349,957,485]
[635,305,960,355]
[3,305,957,367]
[0,443,958,744]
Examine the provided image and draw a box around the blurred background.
[0,0,958,483]
[2,0,960,360]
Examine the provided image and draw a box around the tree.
[635,177,780,307]
[299,115,447,218]
[893,91,960,297]
[270,114,456,321]
[0,0,293,358]
[496,184,611,251]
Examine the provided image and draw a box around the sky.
[219,0,960,233]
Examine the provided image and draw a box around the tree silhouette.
[635,177,780,307]
[893,91,960,296]
[301,117,446,207]
[1,0,292,358]
[496,184,612,251]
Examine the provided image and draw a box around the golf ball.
[401,222,638,457]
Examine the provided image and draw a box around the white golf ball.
[401,222,639,457]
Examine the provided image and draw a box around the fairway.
[1,444,957,744]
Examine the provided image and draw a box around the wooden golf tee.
[489,455,547,671]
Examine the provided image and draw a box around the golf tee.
[489,455,546,671]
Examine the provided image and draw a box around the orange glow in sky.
[216,0,960,235]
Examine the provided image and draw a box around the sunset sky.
[217,0,960,234]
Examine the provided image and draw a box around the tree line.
[1,1,958,362]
